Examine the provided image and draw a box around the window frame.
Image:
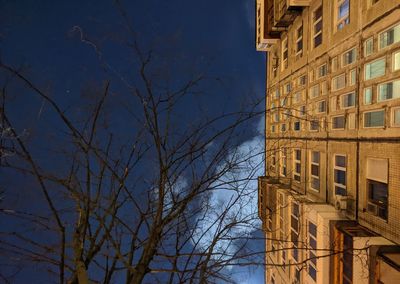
[393,49,400,71]
[342,47,356,67]
[364,87,373,105]
[308,221,318,282]
[341,92,356,109]
[282,36,289,70]
[377,79,400,102]
[334,154,347,196]
[296,25,303,56]
[336,0,350,31]
[392,107,400,127]
[364,37,374,57]
[363,109,385,128]
[364,57,386,80]
[316,100,326,113]
[280,148,287,177]
[378,23,400,50]
[293,149,301,182]
[310,151,320,191]
[332,115,346,130]
[332,73,346,91]
[313,6,323,48]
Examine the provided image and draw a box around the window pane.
[394,51,400,70]
[365,58,386,80]
[334,169,346,185]
[394,109,400,126]
[338,0,349,19]
[309,222,317,237]
[335,155,346,167]
[312,151,320,163]
[364,110,385,127]
[364,88,372,105]
[333,116,345,129]
[365,38,373,56]
[378,80,400,101]
[311,177,320,190]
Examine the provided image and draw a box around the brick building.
[256,0,400,283]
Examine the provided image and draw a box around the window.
[321,81,327,96]
[316,100,326,113]
[282,37,288,69]
[334,155,347,195]
[364,87,372,105]
[293,92,302,104]
[379,23,400,50]
[364,110,385,128]
[280,148,287,176]
[378,80,400,101]
[293,150,301,182]
[308,221,317,282]
[273,112,279,122]
[271,153,276,169]
[341,92,355,108]
[342,48,356,66]
[275,89,280,99]
[393,108,400,126]
[310,151,320,191]
[337,0,350,30]
[294,121,301,131]
[296,25,303,55]
[284,82,292,94]
[332,73,346,91]
[349,69,356,86]
[313,6,323,48]
[299,105,306,116]
[281,123,287,132]
[366,158,388,220]
[271,125,276,133]
[291,202,300,262]
[309,70,315,83]
[310,84,320,98]
[364,37,374,57]
[317,64,328,78]
[299,74,307,86]
[393,50,400,71]
[332,115,345,129]
[365,57,386,80]
[332,57,339,73]
[310,119,319,131]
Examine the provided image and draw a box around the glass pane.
[312,177,320,190]
[338,0,349,19]
[394,109,400,125]
[309,222,317,237]
[364,110,385,127]
[364,88,372,105]
[335,155,346,167]
[365,58,385,80]
[334,169,346,185]
[335,186,346,195]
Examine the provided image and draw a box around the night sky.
[1,0,266,283]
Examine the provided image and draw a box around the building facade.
[256,0,400,283]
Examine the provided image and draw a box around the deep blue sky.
[1,0,266,283]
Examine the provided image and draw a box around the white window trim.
[363,109,385,128]
[392,107,400,127]
[333,154,347,195]
[342,47,356,67]
[378,22,400,51]
[293,150,301,182]
[313,6,323,48]
[377,79,400,102]
[341,92,356,109]
[364,56,386,80]
[364,37,374,57]
[393,49,400,71]
[310,151,320,191]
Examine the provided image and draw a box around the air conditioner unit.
[334,195,348,210]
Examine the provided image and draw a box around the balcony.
[273,0,309,27]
